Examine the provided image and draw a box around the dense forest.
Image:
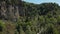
[0,0,60,34]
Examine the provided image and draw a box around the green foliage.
[0,20,5,27]
[0,20,5,32]
[25,25,32,34]
[53,28,59,34]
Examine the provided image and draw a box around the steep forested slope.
[0,0,60,34]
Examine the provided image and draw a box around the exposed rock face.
[0,0,22,21]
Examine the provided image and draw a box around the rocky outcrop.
[0,0,22,21]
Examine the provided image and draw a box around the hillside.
[0,0,60,34]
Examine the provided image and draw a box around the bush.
[0,20,5,32]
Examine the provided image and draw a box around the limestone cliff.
[0,0,22,21]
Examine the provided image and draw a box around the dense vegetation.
[0,0,60,34]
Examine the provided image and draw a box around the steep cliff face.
[0,0,22,21]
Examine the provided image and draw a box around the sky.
[22,0,60,5]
